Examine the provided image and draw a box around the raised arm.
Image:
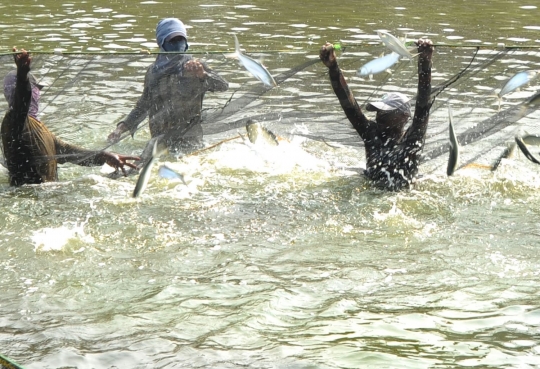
[404,39,434,147]
[319,43,371,138]
[10,48,33,127]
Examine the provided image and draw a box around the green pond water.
[0,1,539,368]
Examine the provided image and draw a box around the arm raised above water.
[404,39,434,148]
[319,43,371,138]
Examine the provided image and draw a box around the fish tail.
[234,34,240,55]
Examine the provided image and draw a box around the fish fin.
[385,68,393,75]
[233,33,244,58]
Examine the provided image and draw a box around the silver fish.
[158,165,187,186]
[357,52,400,77]
[132,140,167,198]
[377,31,414,60]
[234,34,277,88]
[447,105,460,176]
[515,135,540,165]
[521,133,540,146]
[498,70,538,99]
[245,119,279,146]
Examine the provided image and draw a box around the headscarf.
[3,70,42,119]
[156,18,189,52]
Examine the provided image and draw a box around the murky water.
[1,1,540,368]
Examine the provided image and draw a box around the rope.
[2,43,540,57]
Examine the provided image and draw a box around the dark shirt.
[122,53,229,149]
[1,65,117,186]
[326,43,433,191]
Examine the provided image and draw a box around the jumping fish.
[133,139,167,198]
[522,133,540,146]
[245,119,279,146]
[497,70,538,109]
[158,165,188,186]
[357,52,401,78]
[515,135,540,165]
[447,105,460,176]
[234,34,277,88]
[377,31,414,60]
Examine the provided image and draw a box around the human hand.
[103,152,141,176]
[319,42,338,69]
[415,39,434,55]
[13,47,31,73]
[107,122,128,143]
[184,59,206,79]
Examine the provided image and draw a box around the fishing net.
[1,45,539,173]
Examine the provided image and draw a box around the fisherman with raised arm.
[107,18,229,163]
[319,38,434,191]
[1,48,139,186]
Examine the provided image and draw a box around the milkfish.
[245,119,279,146]
[447,105,460,176]
[515,135,540,165]
[377,31,414,60]
[497,70,538,103]
[133,139,167,198]
[357,52,401,78]
[234,34,277,88]
[158,165,188,186]
[522,133,540,146]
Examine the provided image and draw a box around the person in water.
[107,17,229,161]
[319,39,434,191]
[1,48,140,187]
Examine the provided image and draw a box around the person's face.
[376,109,409,137]
[162,36,188,52]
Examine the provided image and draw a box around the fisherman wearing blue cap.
[107,18,229,162]
[1,48,140,186]
[319,39,435,191]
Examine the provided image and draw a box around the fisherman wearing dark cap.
[319,39,434,191]
[1,48,140,186]
[107,18,229,162]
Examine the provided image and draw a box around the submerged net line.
[0,45,539,169]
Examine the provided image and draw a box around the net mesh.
[1,46,539,171]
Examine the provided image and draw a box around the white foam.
[31,219,94,252]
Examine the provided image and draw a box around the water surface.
[1,1,540,368]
